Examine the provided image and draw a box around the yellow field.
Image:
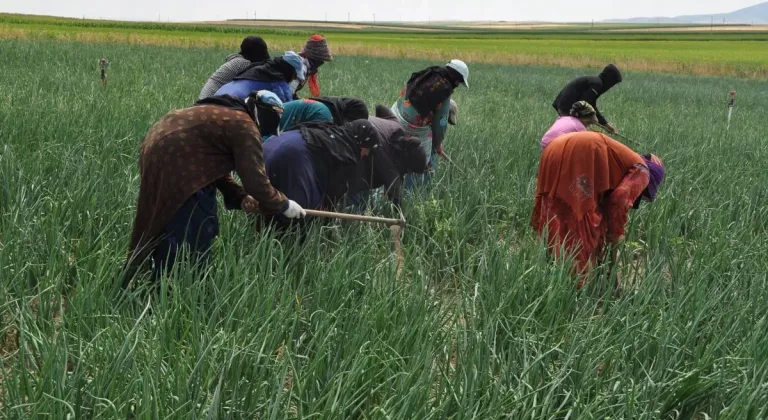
[1,14,767,78]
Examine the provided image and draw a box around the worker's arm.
[606,165,650,244]
[582,84,609,126]
[214,175,249,210]
[292,80,305,100]
[368,148,406,206]
[227,121,289,215]
[199,59,250,100]
[430,98,451,157]
[595,108,609,127]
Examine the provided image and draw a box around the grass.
[2,38,768,418]
[1,13,768,78]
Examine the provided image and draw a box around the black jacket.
[233,57,295,83]
[552,64,622,126]
[348,117,427,206]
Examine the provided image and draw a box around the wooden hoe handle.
[304,209,406,227]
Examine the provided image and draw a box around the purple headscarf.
[642,153,665,201]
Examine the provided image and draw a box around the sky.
[0,0,762,23]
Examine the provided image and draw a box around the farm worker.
[531,131,665,288]
[199,35,270,100]
[215,51,306,103]
[403,98,459,189]
[260,120,381,228]
[391,59,468,188]
[293,34,334,98]
[345,112,429,208]
[121,90,306,286]
[552,64,623,134]
[540,101,599,149]
[274,96,368,136]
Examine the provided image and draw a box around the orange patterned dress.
[531,132,649,286]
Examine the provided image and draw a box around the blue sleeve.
[214,81,237,97]
[277,83,293,104]
[215,80,258,99]
[200,60,249,100]
[430,98,451,150]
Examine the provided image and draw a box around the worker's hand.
[282,200,306,219]
[241,195,259,213]
[435,145,447,159]
[604,123,618,134]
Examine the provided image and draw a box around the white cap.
[446,59,469,88]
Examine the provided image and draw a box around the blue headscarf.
[279,99,333,133]
[282,51,307,82]
[253,90,284,111]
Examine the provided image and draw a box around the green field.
[2,37,768,418]
[2,14,768,78]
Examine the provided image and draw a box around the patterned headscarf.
[302,34,333,62]
[281,51,307,82]
[193,91,283,137]
[300,120,381,167]
[253,90,284,111]
[641,153,665,201]
[569,101,596,119]
[248,90,284,137]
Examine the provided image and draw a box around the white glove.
[282,200,306,219]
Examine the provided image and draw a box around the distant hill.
[604,1,768,25]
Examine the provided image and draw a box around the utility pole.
[348,12,351,22]
[373,13,376,24]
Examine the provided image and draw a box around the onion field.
[1,38,768,418]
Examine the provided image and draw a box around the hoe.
[305,209,406,278]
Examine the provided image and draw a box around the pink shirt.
[540,116,587,149]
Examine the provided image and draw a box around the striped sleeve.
[199,57,253,100]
